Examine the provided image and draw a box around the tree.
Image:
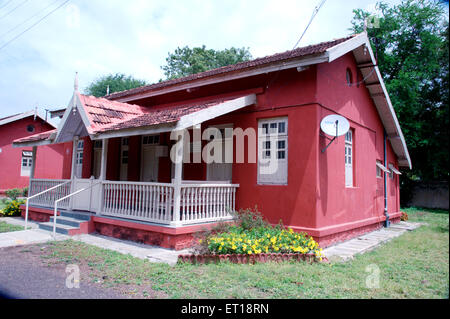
[161,46,252,80]
[351,0,449,187]
[85,73,147,97]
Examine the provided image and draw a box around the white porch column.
[69,136,79,210]
[100,138,108,181]
[28,146,37,194]
[172,130,184,225]
[97,138,108,214]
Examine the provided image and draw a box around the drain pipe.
[383,130,390,227]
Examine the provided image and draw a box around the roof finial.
[74,72,79,92]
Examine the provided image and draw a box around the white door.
[141,146,159,182]
[92,140,102,179]
[206,126,232,182]
[93,149,102,179]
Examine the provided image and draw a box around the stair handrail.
[52,181,102,238]
[25,180,71,231]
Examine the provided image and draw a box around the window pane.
[277,140,285,149]
[269,123,277,133]
[265,150,270,158]
[278,122,285,134]
[264,141,270,149]
[154,135,160,144]
[262,123,268,134]
[277,151,285,159]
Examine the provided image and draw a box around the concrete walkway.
[0,228,68,248]
[72,233,192,266]
[323,221,423,261]
[0,217,191,266]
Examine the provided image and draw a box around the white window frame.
[75,140,84,178]
[345,130,353,187]
[376,160,390,179]
[257,117,288,185]
[20,151,33,177]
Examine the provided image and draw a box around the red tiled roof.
[107,35,356,100]
[14,129,56,144]
[79,94,147,133]
[97,97,238,133]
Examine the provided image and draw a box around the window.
[26,125,35,132]
[20,151,33,176]
[376,160,389,178]
[345,130,353,187]
[258,117,288,185]
[346,68,353,87]
[142,135,159,145]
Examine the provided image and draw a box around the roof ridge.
[106,33,359,99]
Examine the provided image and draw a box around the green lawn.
[0,221,24,233]
[38,207,449,298]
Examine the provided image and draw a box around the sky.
[0,0,410,121]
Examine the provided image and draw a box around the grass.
[0,221,24,233]
[37,207,448,298]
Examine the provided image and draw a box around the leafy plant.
[231,206,268,230]
[5,188,22,201]
[22,187,28,197]
[1,199,25,217]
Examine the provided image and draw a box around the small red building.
[14,33,411,249]
[0,111,65,194]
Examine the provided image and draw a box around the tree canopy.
[351,0,449,184]
[85,73,147,97]
[161,46,252,80]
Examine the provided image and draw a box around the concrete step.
[39,222,79,235]
[49,216,83,228]
[59,211,92,221]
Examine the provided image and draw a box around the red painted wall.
[0,116,65,193]
[314,53,401,232]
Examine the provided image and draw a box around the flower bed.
[180,207,326,264]
[178,252,324,264]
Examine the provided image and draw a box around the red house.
[0,110,65,194]
[14,32,411,249]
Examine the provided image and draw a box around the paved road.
[0,246,124,299]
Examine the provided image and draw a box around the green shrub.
[231,206,268,230]
[5,188,22,201]
[1,199,25,217]
[22,187,28,197]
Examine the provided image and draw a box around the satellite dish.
[320,115,350,153]
[320,114,350,137]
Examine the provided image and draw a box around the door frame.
[140,134,160,182]
[206,123,233,181]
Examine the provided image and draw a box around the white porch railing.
[26,179,239,226]
[101,181,175,224]
[28,179,72,209]
[180,184,237,224]
[100,181,238,225]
